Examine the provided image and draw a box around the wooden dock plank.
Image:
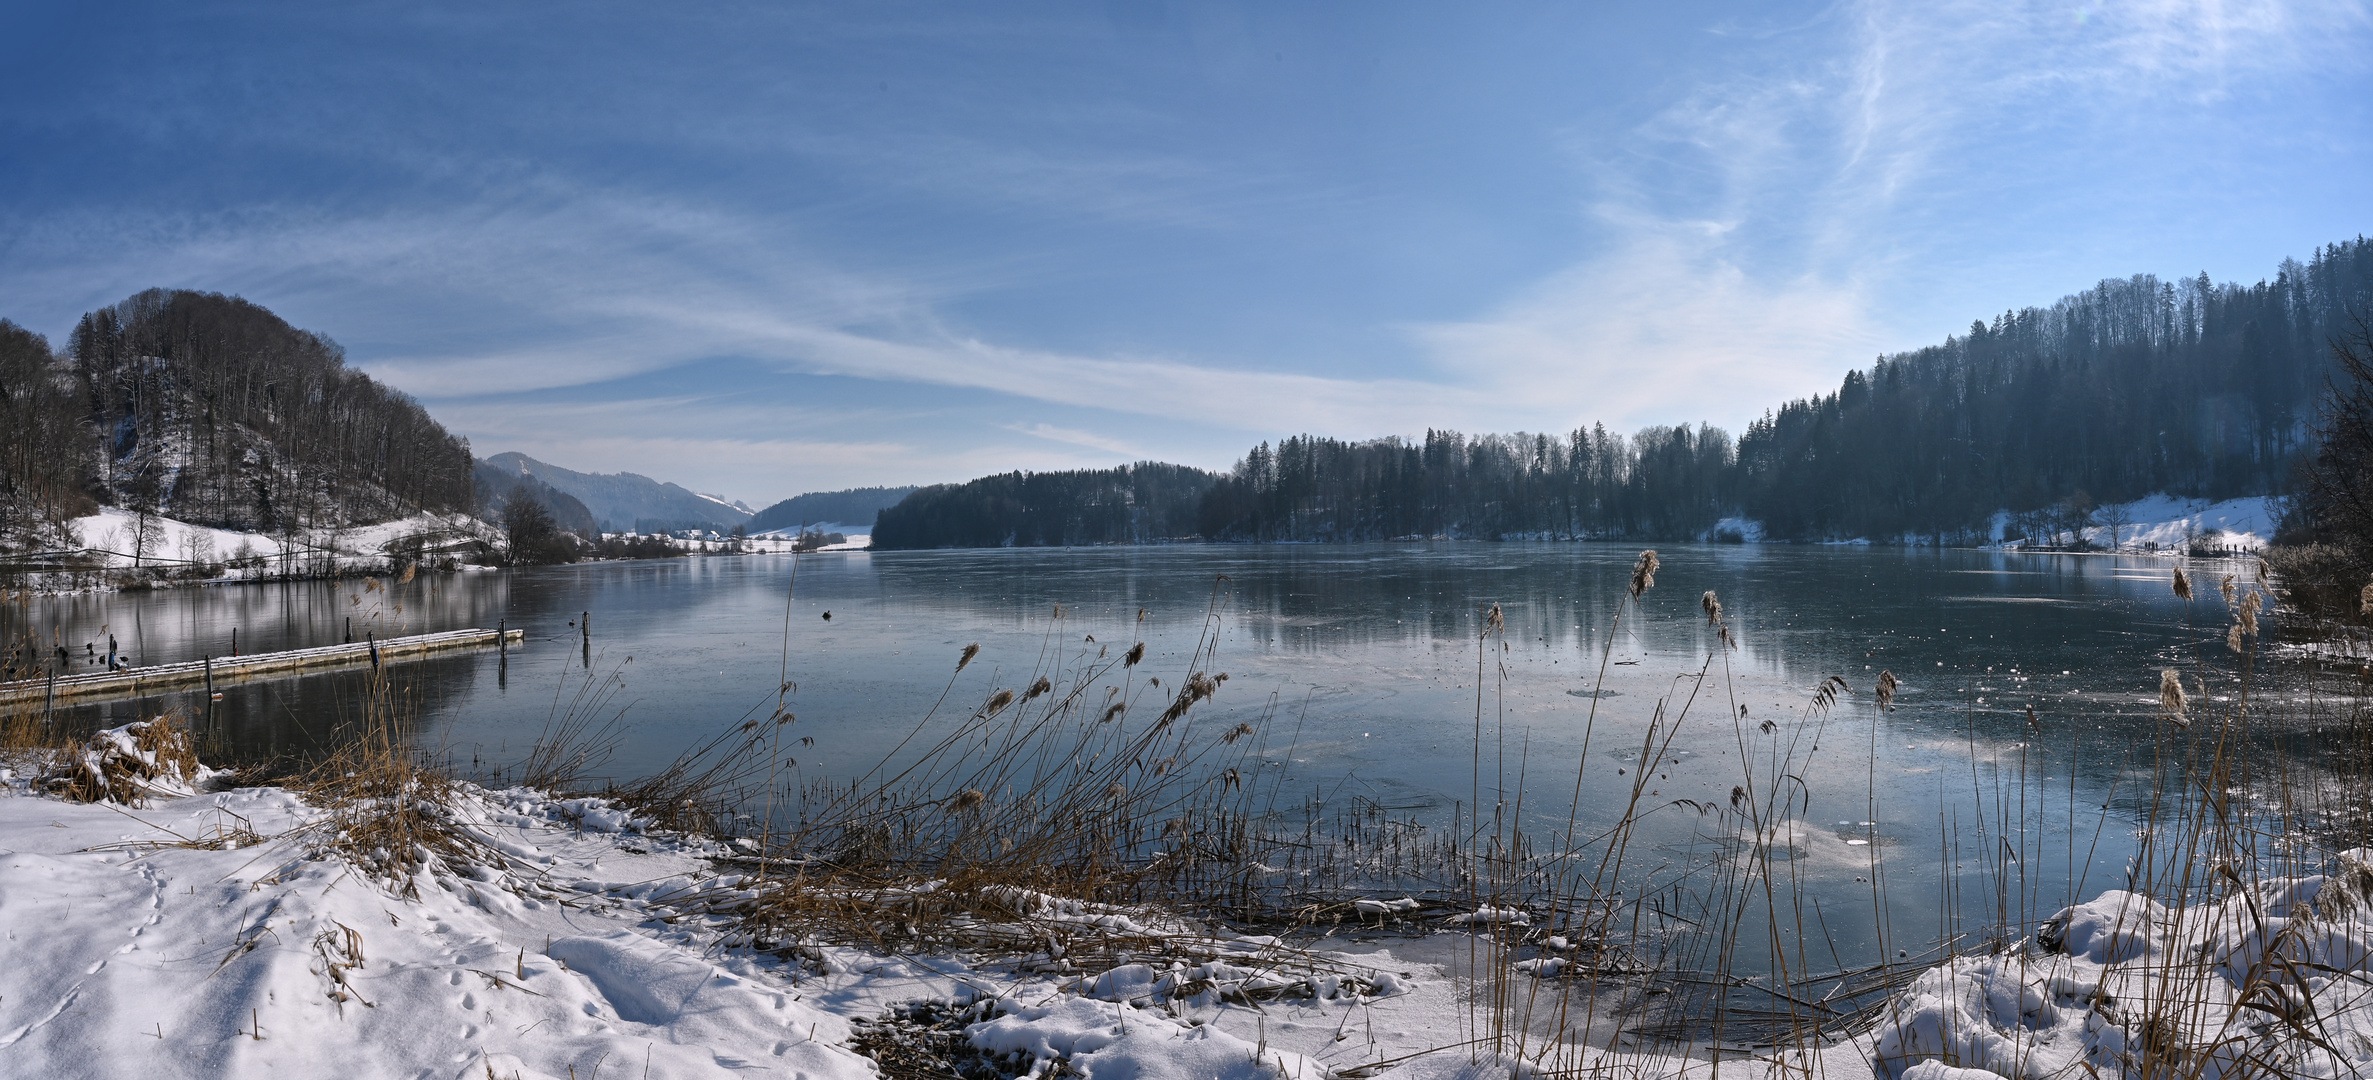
[0,628,526,707]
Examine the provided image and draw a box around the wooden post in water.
[44,664,55,727]
[231,628,238,657]
[345,617,352,644]
[581,611,590,644]
[497,619,506,658]
[368,632,379,671]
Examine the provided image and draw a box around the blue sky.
[3,1,2368,505]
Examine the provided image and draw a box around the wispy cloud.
[1,184,1540,446]
[1005,422,1142,457]
[1414,229,1880,431]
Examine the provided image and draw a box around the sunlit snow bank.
[1865,860,2373,1079]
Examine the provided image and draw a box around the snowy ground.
[63,508,495,581]
[1990,493,2283,553]
[14,726,2373,1079]
[749,522,873,550]
[22,507,864,595]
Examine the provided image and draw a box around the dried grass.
[286,677,512,900]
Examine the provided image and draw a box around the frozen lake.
[5,542,2305,967]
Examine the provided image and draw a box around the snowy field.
[8,725,2373,1079]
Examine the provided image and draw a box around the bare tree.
[2296,312,2373,560]
[2096,501,2134,551]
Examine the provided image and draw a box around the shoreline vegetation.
[7,547,2373,1078]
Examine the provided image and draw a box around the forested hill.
[747,486,917,533]
[865,236,2373,548]
[871,465,1215,549]
[1738,240,2373,541]
[0,289,474,553]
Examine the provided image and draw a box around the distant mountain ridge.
[470,461,598,540]
[479,452,751,533]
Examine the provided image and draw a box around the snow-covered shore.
[10,728,2373,1080]
[1991,493,2282,553]
[1707,494,2279,551]
[0,749,1448,1080]
[8,507,849,597]
[45,507,495,585]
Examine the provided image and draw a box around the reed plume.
[957,643,980,672]
[1124,642,1146,667]
[2173,566,2193,600]
[1630,549,1660,598]
[1701,590,1723,625]
[2219,574,2236,605]
[1157,672,1220,725]
[977,689,1015,719]
[2160,668,2189,725]
[1876,669,1899,711]
[945,788,986,814]
[1024,676,1052,701]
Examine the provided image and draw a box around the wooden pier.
[0,628,526,708]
